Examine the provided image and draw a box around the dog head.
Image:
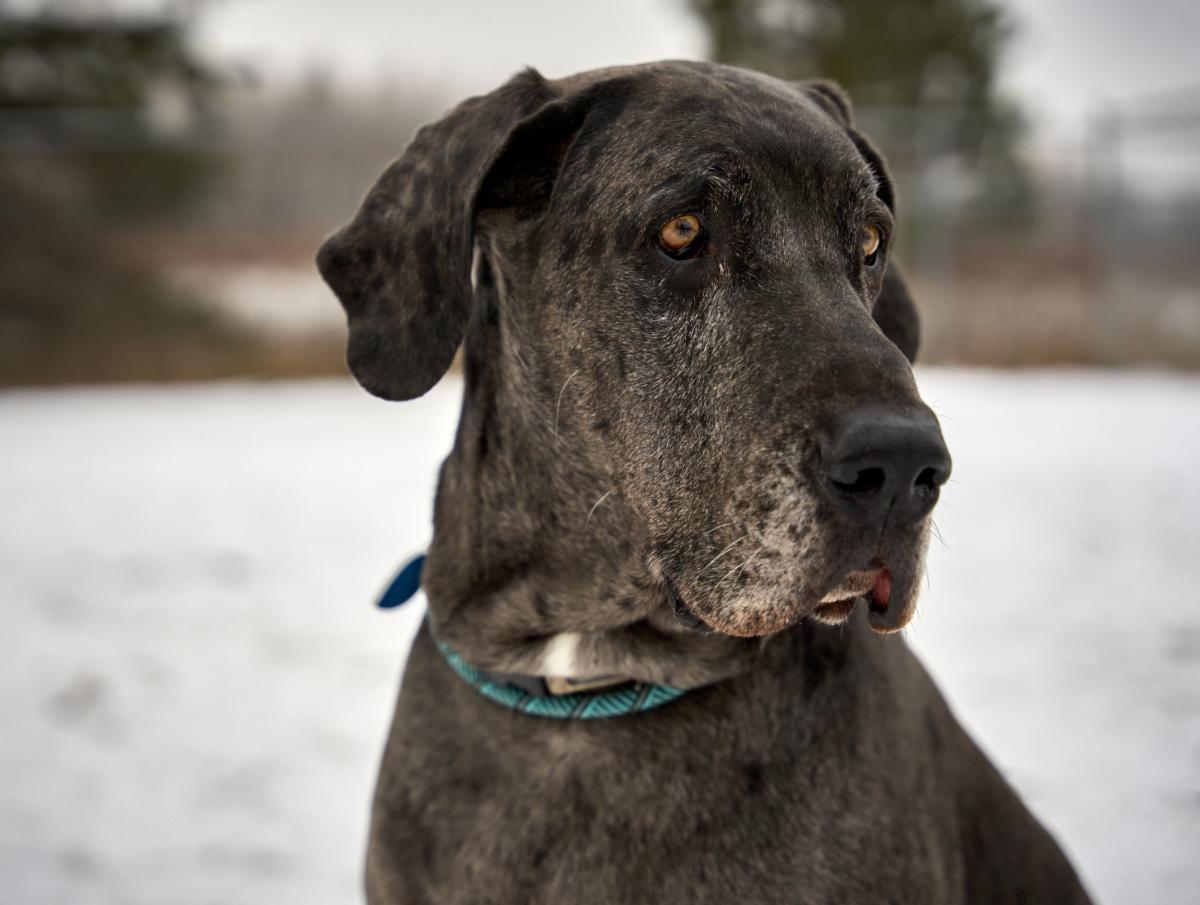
[318,62,949,638]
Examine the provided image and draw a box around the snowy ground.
[1,369,1197,905]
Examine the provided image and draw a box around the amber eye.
[862,223,882,265]
[658,214,704,257]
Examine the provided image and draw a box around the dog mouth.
[812,567,894,631]
[668,558,917,638]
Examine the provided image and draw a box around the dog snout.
[819,406,951,527]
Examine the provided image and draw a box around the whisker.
[703,521,734,536]
[553,369,582,440]
[929,520,947,550]
[929,405,960,426]
[721,544,764,585]
[703,535,748,572]
[585,489,614,526]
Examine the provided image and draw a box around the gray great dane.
[318,61,1093,905]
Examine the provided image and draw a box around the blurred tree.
[0,3,255,386]
[0,2,224,219]
[688,0,1030,224]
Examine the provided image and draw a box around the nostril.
[830,466,886,496]
[914,466,940,494]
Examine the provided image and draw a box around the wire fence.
[3,81,1199,379]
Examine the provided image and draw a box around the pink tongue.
[870,569,892,609]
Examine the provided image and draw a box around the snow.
[1,369,1197,904]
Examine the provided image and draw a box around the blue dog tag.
[377,554,427,609]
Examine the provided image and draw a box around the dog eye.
[658,214,704,258]
[862,224,882,267]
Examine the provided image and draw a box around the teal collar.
[436,641,688,720]
[378,553,691,719]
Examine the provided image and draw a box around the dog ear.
[799,80,895,210]
[316,69,562,401]
[873,262,920,363]
[798,80,917,361]
[802,79,855,128]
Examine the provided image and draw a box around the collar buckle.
[544,674,630,696]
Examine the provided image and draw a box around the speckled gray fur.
[318,61,1093,904]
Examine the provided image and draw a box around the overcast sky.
[29,0,1200,128]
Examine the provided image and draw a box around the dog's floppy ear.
[316,69,562,400]
[873,262,920,363]
[799,80,919,362]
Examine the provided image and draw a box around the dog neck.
[419,268,760,690]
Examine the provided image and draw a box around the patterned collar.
[379,553,692,720]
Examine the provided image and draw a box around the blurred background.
[1,1,1197,903]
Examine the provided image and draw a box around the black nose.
[819,407,951,526]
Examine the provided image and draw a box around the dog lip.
[816,567,905,633]
[663,572,711,633]
[865,568,914,634]
[867,608,906,634]
[811,596,864,626]
[868,568,892,611]
[819,568,881,604]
